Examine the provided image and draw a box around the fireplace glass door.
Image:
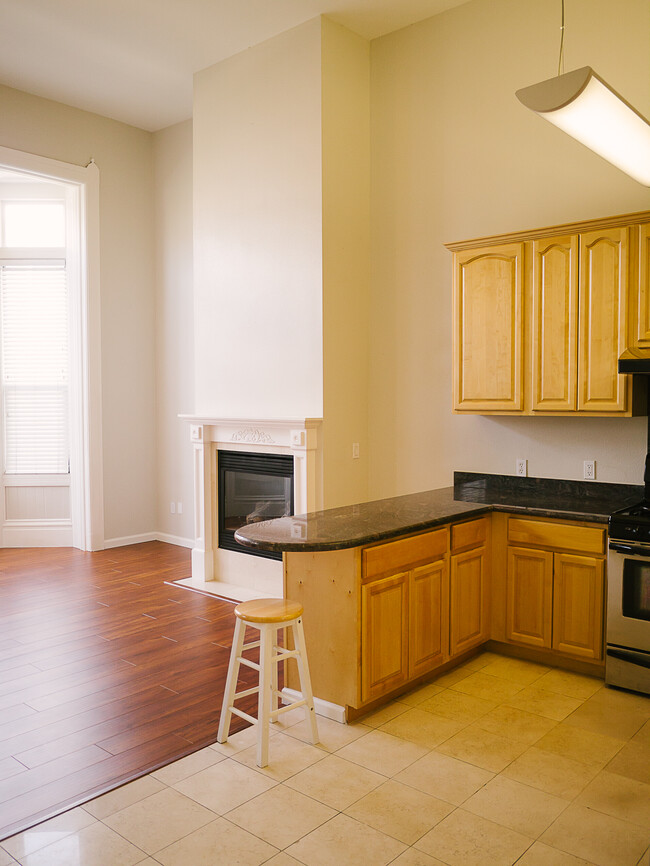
[218,450,294,561]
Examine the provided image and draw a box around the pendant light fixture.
[515,2,650,186]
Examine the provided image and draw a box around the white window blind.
[0,264,69,474]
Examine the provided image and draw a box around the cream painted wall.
[321,19,370,507]
[153,120,195,544]
[193,19,324,420]
[369,0,650,498]
[0,84,157,542]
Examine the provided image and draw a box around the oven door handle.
[607,647,650,670]
[608,541,650,556]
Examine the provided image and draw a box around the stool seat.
[217,596,319,767]
[235,598,304,624]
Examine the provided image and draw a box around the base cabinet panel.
[504,517,606,664]
[553,553,604,660]
[361,571,409,703]
[409,559,449,679]
[506,546,553,648]
[450,546,489,656]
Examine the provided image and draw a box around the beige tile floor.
[2,651,650,866]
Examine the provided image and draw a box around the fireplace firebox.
[218,450,294,561]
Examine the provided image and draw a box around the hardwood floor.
[0,542,257,841]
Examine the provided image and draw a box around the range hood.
[618,348,650,374]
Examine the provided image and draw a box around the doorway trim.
[0,144,104,550]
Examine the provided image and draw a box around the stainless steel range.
[607,499,650,695]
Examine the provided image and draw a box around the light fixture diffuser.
[516,66,650,186]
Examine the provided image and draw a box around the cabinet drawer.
[507,517,605,555]
[451,517,488,553]
[363,527,448,580]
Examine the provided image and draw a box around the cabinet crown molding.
[445,209,650,252]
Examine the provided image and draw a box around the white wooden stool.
[217,598,319,767]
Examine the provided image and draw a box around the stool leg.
[257,624,274,767]
[270,625,281,723]
[293,617,319,745]
[217,617,245,744]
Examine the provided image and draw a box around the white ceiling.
[0,0,468,132]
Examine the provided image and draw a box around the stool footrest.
[272,698,307,717]
[230,707,257,725]
[275,647,299,661]
[234,686,259,700]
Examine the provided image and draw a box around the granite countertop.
[234,472,643,554]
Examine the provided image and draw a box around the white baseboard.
[104,532,194,550]
[156,532,194,549]
[281,688,346,724]
[103,532,158,549]
[2,519,72,547]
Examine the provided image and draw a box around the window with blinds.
[0,188,70,478]
[0,263,69,474]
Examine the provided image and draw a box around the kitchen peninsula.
[235,473,641,720]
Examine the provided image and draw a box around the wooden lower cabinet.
[553,553,604,660]
[361,571,409,703]
[361,519,489,703]
[410,559,449,679]
[505,518,606,662]
[506,546,553,648]
[287,512,605,715]
[361,557,450,703]
[450,545,489,656]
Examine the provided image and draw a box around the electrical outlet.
[516,458,527,477]
[584,460,596,480]
[352,443,360,459]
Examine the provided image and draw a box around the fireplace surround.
[179,416,322,600]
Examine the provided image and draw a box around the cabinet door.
[635,223,650,347]
[578,227,629,412]
[553,553,604,660]
[361,571,409,702]
[450,547,489,655]
[453,244,524,412]
[409,559,448,679]
[531,235,579,411]
[506,546,553,648]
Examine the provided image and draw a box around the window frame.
[0,146,103,550]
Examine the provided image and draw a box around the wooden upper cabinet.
[447,211,650,416]
[578,227,629,412]
[635,223,650,347]
[531,236,578,411]
[453,243,523,412]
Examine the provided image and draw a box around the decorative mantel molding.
[231,428,275,444]
[179,416,323,589]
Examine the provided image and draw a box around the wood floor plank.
[0,542,255,840]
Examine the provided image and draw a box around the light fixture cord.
[558,0,565,75]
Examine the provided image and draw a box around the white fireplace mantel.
[178,416,323,600]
